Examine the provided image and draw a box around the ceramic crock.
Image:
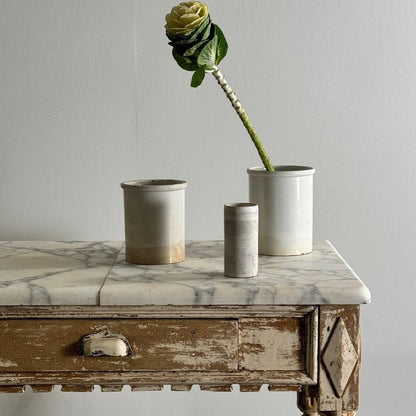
[121,179,187,264]
[247,166,315,256]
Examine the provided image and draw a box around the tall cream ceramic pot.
[121,179,187,264]
[248,166,315,256]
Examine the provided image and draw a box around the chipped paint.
[239,318,305,371]
[0,359,17,368]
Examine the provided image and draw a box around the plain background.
[0,0,414,414]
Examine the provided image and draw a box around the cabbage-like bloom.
[164,2,274,170]
[165,1,209,37]
[165,1,228,85]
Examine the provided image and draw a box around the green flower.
[165,2,275,171]
[165,1,228,87]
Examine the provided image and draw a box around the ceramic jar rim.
[224,203,258,213]
[247,165,315,177]
[121,179,187,191]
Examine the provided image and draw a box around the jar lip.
[121,179,187,191]
[224,202,258,211]
[247,165,315,177]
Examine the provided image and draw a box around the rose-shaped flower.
[165,1,228,86]
[165,1,209,37]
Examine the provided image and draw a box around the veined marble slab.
[0,241,123,305]
[100,241,371,306]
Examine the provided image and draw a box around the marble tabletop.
[0,240,371,306]
[0,241,123,305]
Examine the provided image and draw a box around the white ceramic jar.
[247,166,315,256]
[121,179,187,264]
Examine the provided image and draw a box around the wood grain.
[239,317,306,371]
[297,306,361,415]
[0,319,238,372]
[0,305,315,319]
[199,385,232,392]
[0,369,316,387]
[319,306,360,413]
[60,385,94,392]
[0,385,24,393]
[0,305,324,393]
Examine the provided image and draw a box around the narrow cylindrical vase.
[248,165,315,256]
[224,203,258,278]
[121,179,187,264]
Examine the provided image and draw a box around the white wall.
[0,0,414,414]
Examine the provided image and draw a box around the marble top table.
[0,240,370,306]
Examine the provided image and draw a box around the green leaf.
[181,20,214,57]
[173,16,212,46]
[190,14,211,40]
[214,24,228,65]
[191,67,206,88]
[172,48,199,71]
[197,31,218,70]
[183,38,209,57]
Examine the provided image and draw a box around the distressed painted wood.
[239,385,262,392]
[238,308,318,382]
[305,308,319,382]
[100,385,124,392]
[297,385,319,416]
[30,385,54,393]
[199,385,232,392]
[0,303,363,416]
[0,306,319,389]
[298,306,360,416]
[318,306,360,416]
[268,384,301,392]
[0,305,315,319]
[239,317,304,371]
[170,385,192,392]
[60,385,94,392]
[322,319,358,397]
[0,319,238,372]
[0,385,24,393]
[130,385,162,392]
[0,369,316,387]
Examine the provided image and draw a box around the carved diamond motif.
[322,318,358,397]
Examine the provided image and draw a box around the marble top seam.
[97,244,125,305]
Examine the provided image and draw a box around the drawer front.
[239,316,315,374]
[0,319,238,372]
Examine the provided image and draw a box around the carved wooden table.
[0,241,370,415]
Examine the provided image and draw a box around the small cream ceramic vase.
[121,179,187,264]
[224,203,258,278]
[248,166,315,256]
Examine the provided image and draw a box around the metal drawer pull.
[78,330,132,357]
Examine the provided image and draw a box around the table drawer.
[239,316,316,374]
[0,319,238,372]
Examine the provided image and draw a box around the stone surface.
[100,241,371,306]
[0,241,123,305]
[0,240,371,306]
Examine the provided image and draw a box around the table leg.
[317,306,361,416]
[297,386,319,416]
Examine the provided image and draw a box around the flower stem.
[211,67,275,171]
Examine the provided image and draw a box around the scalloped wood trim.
[0,370,315,387]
